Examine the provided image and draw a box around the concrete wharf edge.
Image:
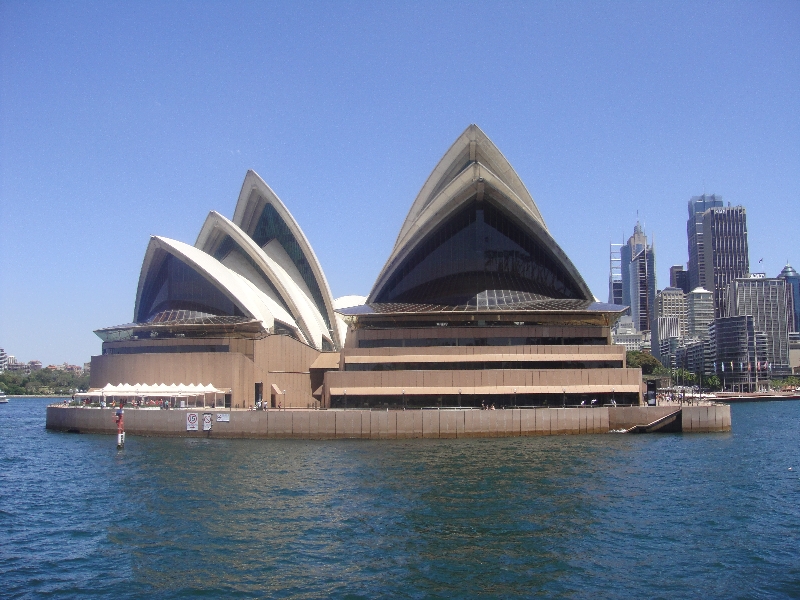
[46,405,731,439]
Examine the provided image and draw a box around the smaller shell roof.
[134,236,303,342]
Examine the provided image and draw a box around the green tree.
[626,351,665,375]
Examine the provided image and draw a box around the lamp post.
[513,388,517,408]
[343,389,347,410]
[402,389,405,409]
[458,388,461,408]
[562,387,566,408]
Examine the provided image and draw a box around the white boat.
[0,393,8,404]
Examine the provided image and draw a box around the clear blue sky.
[1,1,798,366]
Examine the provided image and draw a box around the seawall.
[46,405,731,438]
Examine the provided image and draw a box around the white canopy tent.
[75,383,231,408]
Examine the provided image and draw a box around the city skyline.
[2,2,798,365]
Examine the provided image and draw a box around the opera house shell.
[91,125,642,408]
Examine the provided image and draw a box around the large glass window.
[375,197,584,305]
[250,201,330,328]
[137,250,245,323]
[213,234,292,315]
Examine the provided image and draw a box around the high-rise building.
[0,348,7,373]
[687,194,723,292]
[702,205,749,317]
[620,222,656,332]
[670,265,690,294]
[608,243,623,306]
[725,275,791,377]
[778,263,800,333]
[687,287,714,340]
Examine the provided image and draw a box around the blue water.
[1,399,799,599]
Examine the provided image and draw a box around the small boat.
[0,393,8,404]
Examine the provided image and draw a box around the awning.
[76,383,230,398]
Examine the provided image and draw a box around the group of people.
[253,400,280,410]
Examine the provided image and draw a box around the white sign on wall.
[216,413,230,422]
[202,413,212,431]
[186,413,198,431]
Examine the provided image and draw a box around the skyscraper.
[621,222,656,332]
[778,263,800,333]
[702,205,749,317]
[725,275,791,377]
[687,194,723,292]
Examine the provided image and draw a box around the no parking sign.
[202,413,212,431]
[186,413,198,431]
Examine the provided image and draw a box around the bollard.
[115,406,125,449]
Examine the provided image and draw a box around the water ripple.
[1,399,799,598]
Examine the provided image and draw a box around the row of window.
[358,337,607,348]
[344,360,623,371]
[329,392,639,409]
[103,345,230,355]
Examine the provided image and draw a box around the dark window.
[103,345,230,355]
[344,361,622,371]
[358,337,606,348]
[212,234,292,315]
[250,201,330,328]
[375,197,585,305]
[137,250,245,323]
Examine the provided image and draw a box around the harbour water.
[1,397,799,598]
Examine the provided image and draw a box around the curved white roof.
[392,124,546,252]
[134,236,304,342]
[369,127,593,303]
[195,211,331,350]
[231,170,341,348]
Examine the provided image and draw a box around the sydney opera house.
[91,125,642,408]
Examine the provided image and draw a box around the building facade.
[670,265,690,294]
[687,194,723,292]
[710,316,768,390]
[778,263,799,333]
[620,223,656,332]
[702,205,750,318]
[687,287,714,340]
[725,276,791,377]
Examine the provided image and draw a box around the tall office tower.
[621,222,656,331]
[670,265,690,294]
[608,243,623,305]
[687,287,714,340]
[687,194,724,291]
[725,276,791,377]
[0,348,6,373]
[778,263,800,332]
[702,205,749,317]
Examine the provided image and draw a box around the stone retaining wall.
[46,404,731,438]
